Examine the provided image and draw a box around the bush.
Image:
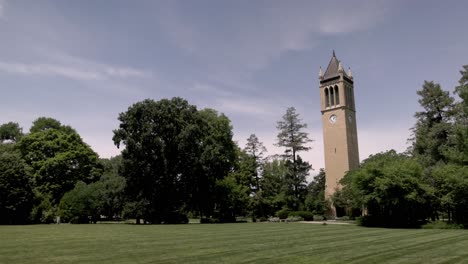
[200,218,220,224]
[289,211,314,221]
[422,221,464,229]
[258,217,268,222]
[313,215,326,221]
[356,216,380,227]
[276,209,290,219]
[336,216,353,221]
[268,217,280,222]
[163,212,189,224]
[286,216,303,222]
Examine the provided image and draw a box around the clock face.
[329,114,337,124]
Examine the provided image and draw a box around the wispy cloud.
[156,1,392,73]
[0,58,151,81]
[0,61,102,80]
[0,0,5,18]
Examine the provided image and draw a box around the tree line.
[333,65,468,228]
[2,65,466,227]
[0,98,324,224]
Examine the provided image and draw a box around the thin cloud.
[156,1,392,73]
[0,61,102,80]
[0,0,5,18]
[0,60,151,81]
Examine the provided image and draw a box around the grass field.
[1,223,468,264]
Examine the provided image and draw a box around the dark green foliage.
[276,208,290,219]
[30,192,55,224]
[411,81,454,167]
[276,107,313,210]
[98,156,126,219]
[305,168,327,215]
[0,122,23,143]
[422,220,464,229]
[244,134,267,193]
[113,98,236,223]
[18,119,101,204]
[260,159,288,216]
[288,211,314,221]
[29,117,74,134]
[200,217,221,224]
[58,181,100,223]
[337,150,435,227]
[58,171,126,224]
[0,145,34,224]
[432,164,468,226]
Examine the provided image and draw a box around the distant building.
[319,51,360,217]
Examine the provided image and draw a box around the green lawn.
[1,223,468,264]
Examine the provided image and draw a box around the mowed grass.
[1,223,468,264]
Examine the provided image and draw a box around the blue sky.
[1,0,467,176]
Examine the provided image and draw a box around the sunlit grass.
[1,223,468,263]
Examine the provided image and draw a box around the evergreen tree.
[410,81,455,167]
[244,134,267,192]
[276,107,313,210]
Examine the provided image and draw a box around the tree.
[58,170,126,224]
[276,107,313,210]
[58,181,101,224]
[446,65,468,165]
[432,164,468,225]
[260,158,288,216]
[197,108,237,219]
[410,81,454,167]
[18,118,101,204]
[0,144,34,224]
[0,122,23,143]
[113,98,237,223]
[337,150,435,227]
[30,117,67,133]
[99,156,126,219]
[305,169,327,215]
[244,134,267,192]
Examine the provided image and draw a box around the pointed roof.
[323,50,348,80]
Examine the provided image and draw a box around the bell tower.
[319,51,359,217]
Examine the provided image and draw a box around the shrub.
[163,212,189,224]
[268,217,280,222]
[200,218,220,224]
[289,211,314,221]
[258,217,268,222]
[336,216,352,221]
[313,215,326,221]
[422,221,464,229]
[286,216,303,222]
[276,209,290,219]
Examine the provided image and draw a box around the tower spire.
[319,66,324,79]
[332,50,336,57]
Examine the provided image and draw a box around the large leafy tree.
[113,98,236,223]
[432,164,468,225]
[0,122,23,143]
[276,107,312,210]
[0,144,34,224]
[18,118,101,204]
[198,108,237,219]
[336,150,435,227]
